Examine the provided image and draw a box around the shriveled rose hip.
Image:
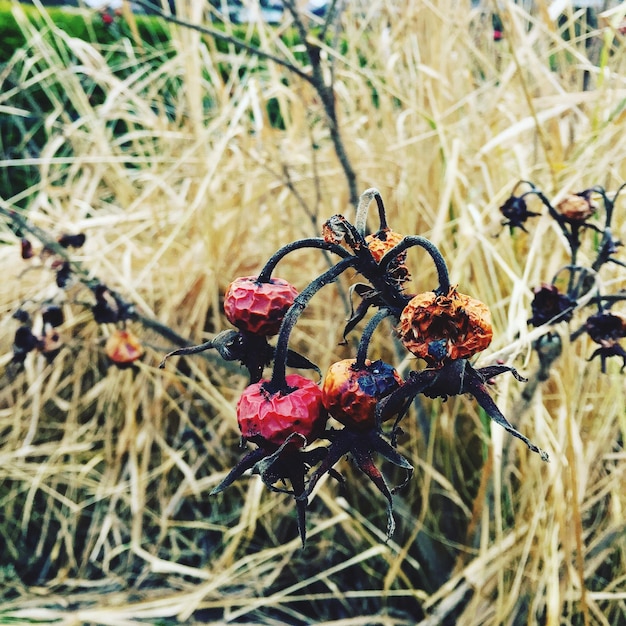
[224,276,298,336]
[556,193,597,223]
[365,229,410,284]
[365,229,405,262]
[398,287,493,366]
[237,374,326,448]
[322,359,403,430]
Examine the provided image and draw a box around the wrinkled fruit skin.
[365,229,410,284]
[322,359,403,429]
[105,329,143,364]
[365,229,405,262]
[556,194,596,223]
[237,374,327,448]
[224,276,298,336]
[398,287,493,367]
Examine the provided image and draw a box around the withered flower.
[499,194,541,232]
[584,311,626,343]
[55,261,73,288]
[12,326,40,365]
[57,233,86,249]
[42,305,64,328]
[397,287,493,366]
[556,193,597,224]
[322,214,360,250]
[92,284,135,324]
[582,311,626,371]
[528,284,575,326]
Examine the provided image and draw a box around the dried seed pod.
[365,229,405,262]
[499,195,541,232]
[21,238,35,259]
[40,325,63,360]
[57,233,86,248]
[398,287,493,366]
[556,194,597,223]
[583,311,626,344]
[528,284,575,326]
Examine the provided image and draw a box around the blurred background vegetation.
[1,0,625,623]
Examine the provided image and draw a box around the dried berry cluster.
[6,211,144,371]
[500,181,626,372]
[162,188,549,544]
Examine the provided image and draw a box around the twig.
[0,205,202,353]
[282,0,358,207]
[131,0,312,83]
[136,0,360,209]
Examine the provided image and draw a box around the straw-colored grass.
[1,0,626,623]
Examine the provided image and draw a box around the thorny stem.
[267,256,357,394]
[355,308,394,369]
[257,238,351,283]
[521,188,583,287]
[379,235,451,295]
[552,264,599,302]
[135,0,359,206]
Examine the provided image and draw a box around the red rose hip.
[322,359,403,430]
[237,374,326,448]
[224,276,298,336]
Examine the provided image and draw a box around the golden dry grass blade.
[1,0,625,623]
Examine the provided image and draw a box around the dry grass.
[1,0,626,623]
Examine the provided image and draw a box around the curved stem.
[355,188,378,236]
[375,194,389,231]
[612,181,626,204]
[355,308,394,368]
[378,236,450,294]
[525,189,573,246]
[267,256,358,393]
[257,238,352,283]
[607,182,626,226]
[354,188,389,236]
[587,185,611,227]
[514,180,537,195]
